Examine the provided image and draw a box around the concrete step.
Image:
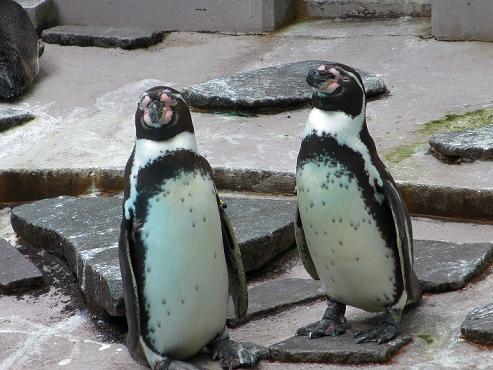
[298,0,431,19]
[16,0,57,32]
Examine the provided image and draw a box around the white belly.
[140,171,229,359]
[297,162,397,312]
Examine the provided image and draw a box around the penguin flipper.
[381,172,422,306]
[217,197,248,319]
[295,205,320,280]
[119,216,146,364]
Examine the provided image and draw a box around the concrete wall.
[53,0,296,33]
[432,0,493,41]
[298,0,431,19]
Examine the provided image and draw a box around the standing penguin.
[119,86,267,369]
[0,0,44,99]
[295,63,422,344]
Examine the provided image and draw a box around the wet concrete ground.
[1,16,493,369]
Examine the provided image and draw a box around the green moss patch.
[384,108,493,164]
[385,142,425,164]
[418,109,493,136]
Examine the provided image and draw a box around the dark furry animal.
[0,0,43,99]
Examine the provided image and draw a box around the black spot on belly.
[195,285,199,291]
[355,257,360,262]
[181,298,185,304]
[157,322,162,328]
[310,202,314,208]
[181,198,184,202]
[332,218,336,223]
[339,218,342,223]
[332,249,335,253]
[322,201,326,206]
[146,267,151,273]
[149,327,155,334]
[167,310,171,316]
[214,252,217,258]
[203,217,207,222]
[189,207,193,213]
[192,223,196,228]
[161,298,166,305]
[338,241,343,246]
[331,261,335,266]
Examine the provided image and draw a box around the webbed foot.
[353,322,398,344]
[353,307,401,344]
[296,299,348,339]
[154,359,206,370]
[211,340,269,369]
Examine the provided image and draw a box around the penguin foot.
[154,359,207,370]
[353,322,398,344]
[211,339,269,369]
[296,316,348,339]
[296,299,348,339]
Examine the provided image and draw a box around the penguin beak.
[148,101,165,123]
[306,67,340,94]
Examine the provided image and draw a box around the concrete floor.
[1,16,493,369]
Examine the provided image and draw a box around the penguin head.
[135,86,194,141]
[307,63,365,118]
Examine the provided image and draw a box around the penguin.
[294,63,422,344]
[0,0,44,99]
[119,86,267,370]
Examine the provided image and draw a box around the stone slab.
[42,26,167,50]
[17,0,57,32]
[0,107,35,133]
[414,240,493,293]
[54,0,295,33]
[461,303,493,345]
[0,238,44,293]
[269,331,411,364]
[10,195,295,316]
[432,0,493,42]
[181,60,387,112]
[300,0,430,19]
[429,126,493,163]
[227,278,325,326]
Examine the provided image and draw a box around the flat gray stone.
[181,60,387,112]
[461,303,493,345]
[42,25,166,49]
[17,0,57,32]
[270,330,411,364]
[10,195,295,316]
[414,240,493,293]
[429,126,493,163]
[0,238,44,293]
[0,107,35,132]
[227,278,325,326]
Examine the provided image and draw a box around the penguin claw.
[296,318,348,339]
[212,340,269,369]
[353,322,398,344]
[154,359,207,370]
